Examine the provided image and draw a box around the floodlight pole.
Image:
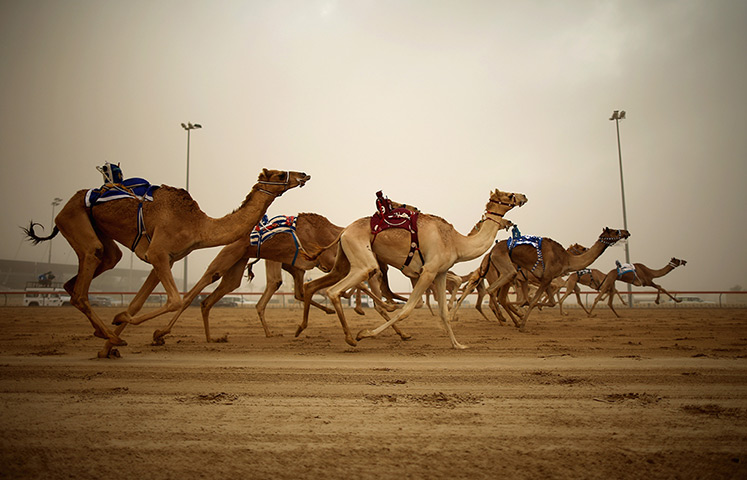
[48,197,62,265]
[610,110,632,307]
[181,122,202,293]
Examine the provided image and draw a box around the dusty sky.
[1,0,746,293]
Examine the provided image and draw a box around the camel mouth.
[298,174,311,187]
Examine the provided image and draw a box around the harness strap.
[131,202,152,251]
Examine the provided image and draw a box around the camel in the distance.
[297,188,528,349]
[588,257,687,315]
[556,267,626,316]
[454,228,630,330]
[23,168,310,357]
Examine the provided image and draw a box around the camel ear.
[261,168,269,179]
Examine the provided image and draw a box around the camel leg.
[152,244,253,343]
[97,271,163,358]
[498,283,522,327]
[517,280,552,331]
[197,256,252,341]
[321,240,383,346]
[362,278,411,340]
[358,268,467,349]
[113,248,184,330]
[557,278,577,316]
[297,244,349,337]
[431,272,467,349]
[606,290,622,318]
[56,214,127,347]
[473,279,493,322]
[587,289,607,317]
[653,283,680,304]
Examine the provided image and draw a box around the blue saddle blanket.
[250,215,297,247]
[85,178,159,208]
[616,262,636,277]
[507,235,542,253]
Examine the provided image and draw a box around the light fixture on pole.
[609,110,632,307]
[181,122,202,293]
[48,197,63,265]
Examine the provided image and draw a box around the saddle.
[250,215,302,265]
[616,261,636,279]
[507,234,545,273]
[85,163,160,251]
[370,191,423,269]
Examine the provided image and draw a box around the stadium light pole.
[181,122,202,293]
[610,110,632,307]
[48,197,63,266]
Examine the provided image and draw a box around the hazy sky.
[1,0,746,293]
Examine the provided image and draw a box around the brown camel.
[454,227,630,330]
[153,212,343,342]
[588,257,687,315]
[468,244,588,324]
[23,169,310,356]
[556,267,627,316]
[297,188,528,349]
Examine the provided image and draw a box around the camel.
[467,243,588,324]
[296,188,528,349]
[153,213,343,343]
[454,227,630,330]
[588,257,687,315]
[23,168,310,356]
[556,268,627,316]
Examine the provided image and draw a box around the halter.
[255,171,291,197]
[489,198,521,208]
[599,230,624,246]
[668,260,679,268]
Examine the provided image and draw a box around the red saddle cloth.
[370,191,423,268]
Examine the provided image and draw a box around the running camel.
[23,168,310,357]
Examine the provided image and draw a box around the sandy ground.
[0,304,746,479]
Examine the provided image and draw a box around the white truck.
[23,281,71,307]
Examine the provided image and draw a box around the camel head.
[598,227,630,246]
[256,169,311,197]
[489,189,528,209]
[669,257,687,268]
[567,243,589,255]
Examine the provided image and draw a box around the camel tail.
[21,222,60,245]
[245,258,261,282]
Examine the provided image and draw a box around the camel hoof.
[453,343,469,350]
[109,336,127,346]
[354,308,365,316]
[111,312,131,326]
[98,348,120,359]
[294,326,305,338]
[151,331,166,346]
[356,329,373,341]
[399,333,413,341]
[93,330,108,340]
[345,337,358,347]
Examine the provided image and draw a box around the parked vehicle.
[23,281,70,307]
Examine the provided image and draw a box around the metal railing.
[0,290,746,309]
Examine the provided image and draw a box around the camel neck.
[566,240,609,272]
[650,263,676,278]
[199,187,277,248]
[456,214,503,263]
